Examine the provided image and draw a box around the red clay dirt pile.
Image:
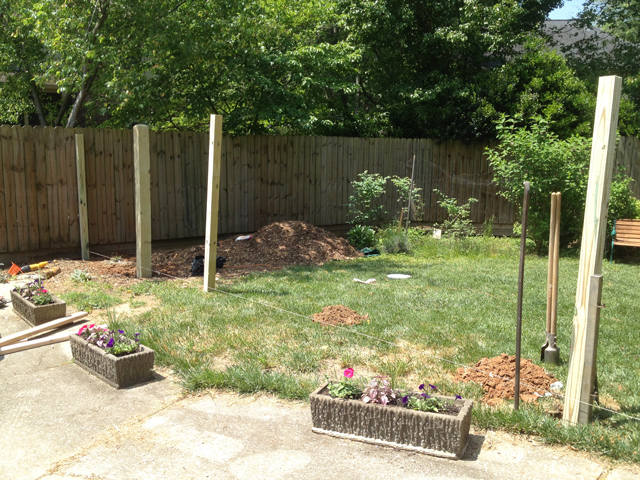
[312,305,368,327]
[455,353,558,406]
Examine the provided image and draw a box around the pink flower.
[89,324,95,329]
[41,289,47,293]
[343,368,354,378]
[78,325,87,334]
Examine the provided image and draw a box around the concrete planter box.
[310,384,473,459]
[70,334,155,389]
[11,290,66,327]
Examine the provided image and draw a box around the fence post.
[75,134,90,260]
[563,76,622,425]
[133,125,152,279]
[204,115,223,292]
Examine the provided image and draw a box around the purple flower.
[429,384,437,391]
[418,384,424,390]
[402,396,409,404]
[106,338,115,348]
[118,329,125,334]
[455,395,462,400]
[134,333,140,337]
[421,393,431,398]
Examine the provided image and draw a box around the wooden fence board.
[65,128,80,246]
[12,127,29,251]
[2,126,18,252]
[240,135,249,231]
[22,127,39,250]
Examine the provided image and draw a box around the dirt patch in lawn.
[455,353,558,406]
[312,305,369,327]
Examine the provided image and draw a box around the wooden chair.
[610,219,640,263]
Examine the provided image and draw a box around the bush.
[433,190,478,238]
[347,171,389,227]
[486,116,638,252]
[377,227,411,254]
[347,225,376,250]
[608,174,640,241]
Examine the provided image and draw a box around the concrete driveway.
[1,282,638,480]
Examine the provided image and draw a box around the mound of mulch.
[455,353,558,406]
[312,305,368,326]
[153,221,362,278]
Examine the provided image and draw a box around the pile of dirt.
[455,353,558,406]
[153,221,363,278]
[312,305,368,326]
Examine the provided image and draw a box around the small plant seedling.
[70,269,92,283]
[110,255,123,263]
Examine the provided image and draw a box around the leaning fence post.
[563,76,622,425]
[75,134,90,260]
[133,125,152,279]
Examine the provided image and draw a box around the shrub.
[347,171,389,227]
[377,227,411,254]
[486,116,638,252]
[434,190,478,238]
[347,225,376,250]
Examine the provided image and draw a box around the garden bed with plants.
[311,369,472,458]
[70,323,154,388]
[11,279,66,326]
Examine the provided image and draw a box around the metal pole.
[515,181,530,411]
[405,155,416,234]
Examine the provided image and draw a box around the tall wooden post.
[75,134,90,260]
[133,125,152,279]
[563,76,622,425]
[204,115,223,292]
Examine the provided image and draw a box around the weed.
[61,291,122,311]
[70,269,92,283]
[129,300,147,309]
[0,271,13,283]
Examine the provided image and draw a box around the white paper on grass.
[354,278,376,284]
[433,229,442,239]
[387,274,411,279]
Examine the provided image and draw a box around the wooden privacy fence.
[1,125,639,255]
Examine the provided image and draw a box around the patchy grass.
[103,236,639,463]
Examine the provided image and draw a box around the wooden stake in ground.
[75,134,90,261]
[204,115,223,292]
[134,125,152,279]
[563,76,622,425]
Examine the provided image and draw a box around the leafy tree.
[336,0,576,140]
[486,116,637,252]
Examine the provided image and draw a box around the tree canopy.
[0,0,635,140]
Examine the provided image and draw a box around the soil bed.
[455,353,558,406]
[11,221,362,295]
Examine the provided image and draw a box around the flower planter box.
[69,334,155,389]
[310,384,473,459]
[10,290,67,327]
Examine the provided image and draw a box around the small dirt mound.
[153,221,363,278]
[312,305,368,326]
[455,353,558,406]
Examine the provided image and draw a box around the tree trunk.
[65,70,98,128]
[30,82,47,126]
[54,90,74,127]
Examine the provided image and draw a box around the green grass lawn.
[92,237,639,463]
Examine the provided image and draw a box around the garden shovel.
[541,193,561,364]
